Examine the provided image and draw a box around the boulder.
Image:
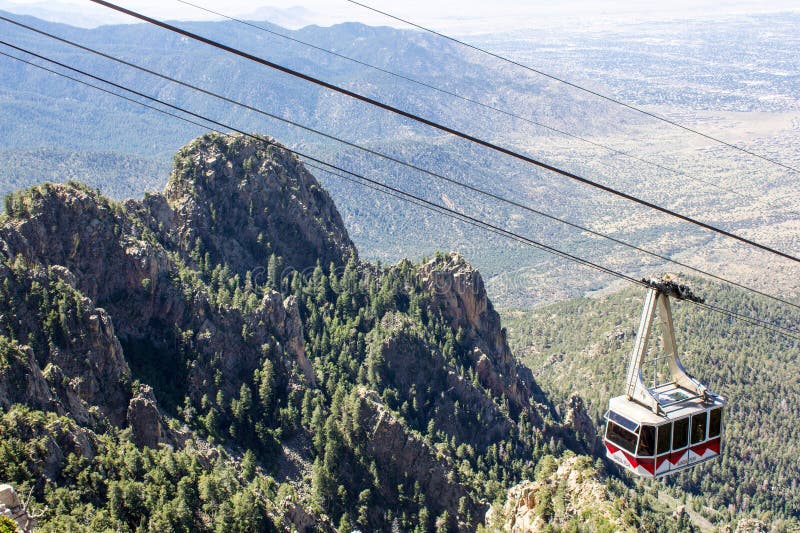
[127,384,163,448]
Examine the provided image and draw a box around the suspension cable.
[344,0,800,176]
[169,0,800,218]
[83,0,800,266]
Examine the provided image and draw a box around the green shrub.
[0,515,19,533]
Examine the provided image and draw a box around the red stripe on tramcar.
[605,442,655,475]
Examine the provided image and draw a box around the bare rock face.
[127,384,163,448]
[0,183,168,309]
[0,259,132,427]
[59,306,131,425]
[164,133,355,274]
[421,253,491,334]
[281,501,335,533]
[282,295,315,385]
[0,484,36,532]
[0,340,53,414]
[352,388,486,532]
[486,455,624,532]
[562,394,603,456]
[734,519,769,533]
[367,313,513,447]
[419,253,544,419]
[251,291,314,386]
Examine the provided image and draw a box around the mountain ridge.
[0,132,606,531]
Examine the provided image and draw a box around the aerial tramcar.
[603,278,725,478]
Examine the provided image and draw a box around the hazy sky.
[1,0,798,32]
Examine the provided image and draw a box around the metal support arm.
[625,287,707,413]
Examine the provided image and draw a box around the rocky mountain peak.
[419,252,545,418]
[164,132,355,274]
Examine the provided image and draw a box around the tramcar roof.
[609,384,724,426]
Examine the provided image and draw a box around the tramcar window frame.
[606,421,638,455]
[708,408,722,438]
[691,412,707,445]
[607,410,638,432]
[672,417,689,450]
[657,423,671,455]
[637,425,656,456]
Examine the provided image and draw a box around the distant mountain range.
[0,0,121,28]
[0,10,797,309]
[0,9,627,303]
[0,2,322,29]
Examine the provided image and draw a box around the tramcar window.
[691,412,707,444]
[606,421,637,454]
[708,408,722,438]
[657,424,671,455]
[672,418,689,449]
[637,425,655,456]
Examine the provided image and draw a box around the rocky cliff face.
[486,453,706,532]
[352,388,487,528]
[0,259,131,428]
[367,311,514,448]
[419,253,549,420]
